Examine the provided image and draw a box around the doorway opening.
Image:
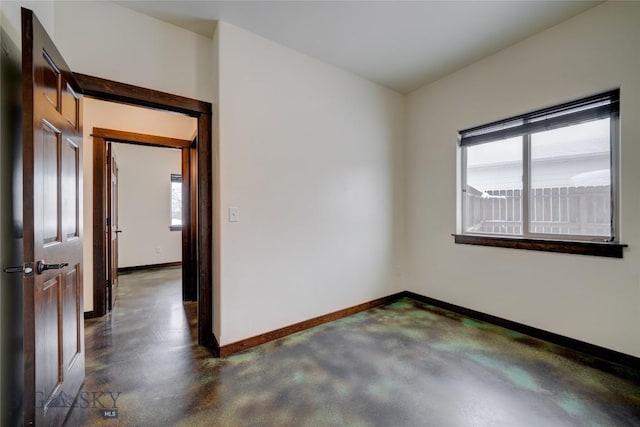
[77,74,215,348]
[108,142,190,308]
[86,98,197,317]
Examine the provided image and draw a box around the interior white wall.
[82,98,196,311]
[52,0,213,102]
[1,1,54,47]
[216,22,405,346]
[110,143,182,269]
[405,1,640,357]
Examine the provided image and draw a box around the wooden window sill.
[453,234,627,258]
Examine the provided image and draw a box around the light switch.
[228,207,239,222]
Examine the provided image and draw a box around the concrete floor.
[65,267,640,426]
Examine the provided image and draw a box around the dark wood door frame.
[92,129,196,312]
[184,138,198,302]
[77,74,215,349]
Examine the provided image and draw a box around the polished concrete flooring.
[65,267,640,426]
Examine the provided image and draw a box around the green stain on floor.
[468,353,503,370]
[463,318,487,329]
[503,366,540,392]
[504,329,527,339]
[226,350,255,364]
[469,353,540,392]
[558,393,587,417]
[292,371,305,384]
[432,341,465,353]
[431,338,494,354]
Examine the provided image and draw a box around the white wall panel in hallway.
[111,143,182,269]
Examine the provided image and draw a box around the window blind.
[459,90,619,147]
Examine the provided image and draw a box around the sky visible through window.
[171,176,182,226]
[466,119,610,191]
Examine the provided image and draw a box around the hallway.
[65,267,640,426]
[65,267,211,425]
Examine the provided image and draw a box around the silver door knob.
[37,261,69,275]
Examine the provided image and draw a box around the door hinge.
[3,262,34,277]
[106,217,111,226]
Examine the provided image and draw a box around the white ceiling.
[113,1,602,94]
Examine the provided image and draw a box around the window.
[458,90,624,257]
[170,174,182,230]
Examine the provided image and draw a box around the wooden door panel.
[42,122,60,244]
[62,138,79,239]
[37,275,61,408]
[61,78,79,129]
[41,51,60,109]
[62,266,81,369]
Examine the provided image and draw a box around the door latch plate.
[3,262,34,277]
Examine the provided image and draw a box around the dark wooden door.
[106,143,119,311]
[22,8,84,426]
